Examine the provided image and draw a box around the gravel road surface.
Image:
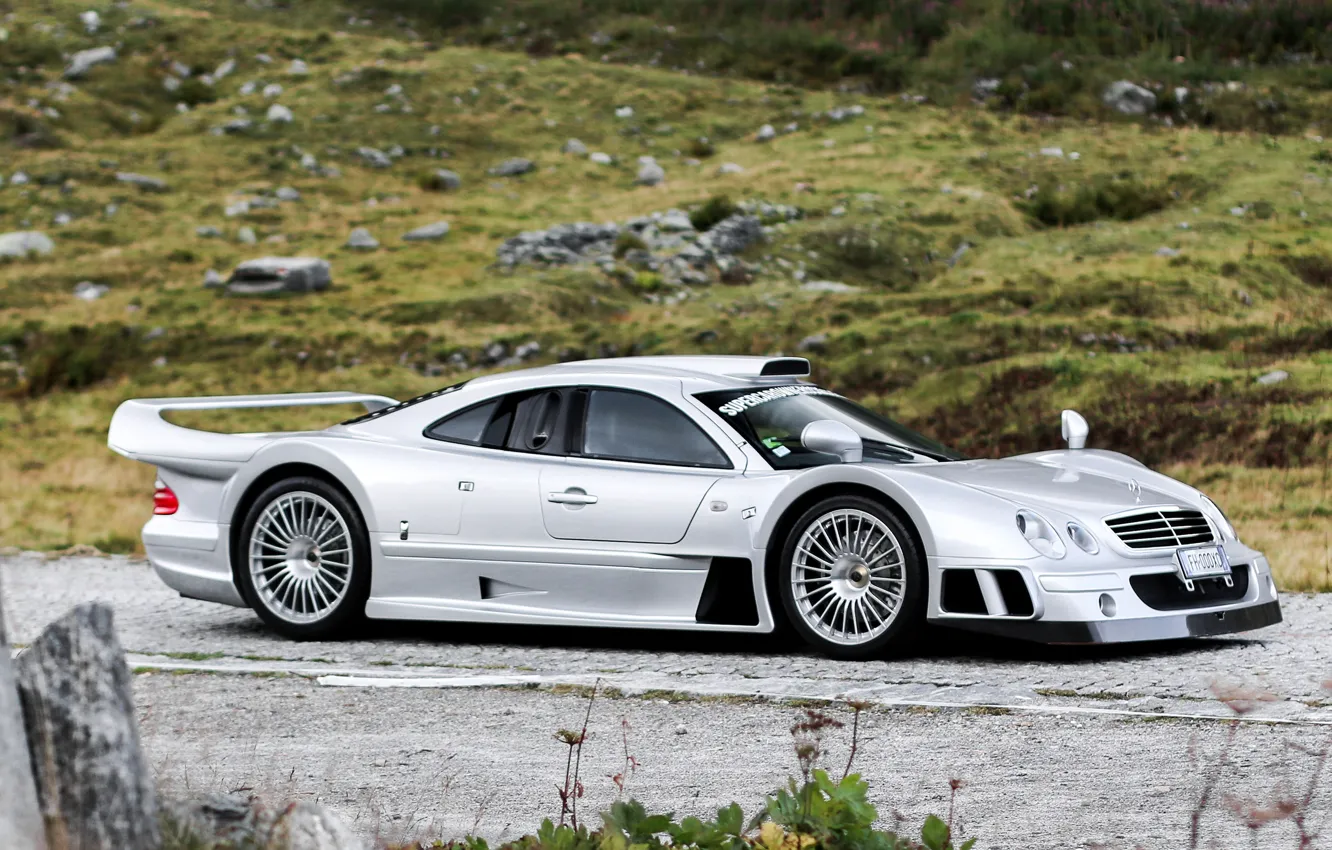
[4,554,1331,848]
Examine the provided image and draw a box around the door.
[540,388,734,545]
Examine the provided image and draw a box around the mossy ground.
[1,0,1329,589]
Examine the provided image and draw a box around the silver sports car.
[107,355,1282,658]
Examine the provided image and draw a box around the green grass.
[0,0,1329,590]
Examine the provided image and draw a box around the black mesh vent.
[1130,565,1250,611]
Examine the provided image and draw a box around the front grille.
[1105,508,1214,550]
[1131,565,1250,611]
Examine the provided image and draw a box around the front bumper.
[941,599,1282,644]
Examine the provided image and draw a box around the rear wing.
[107,391,397,478]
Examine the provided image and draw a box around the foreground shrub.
[1018,171,1207,227]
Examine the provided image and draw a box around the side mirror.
[801,420,863,463]
[1061,409,1088,450]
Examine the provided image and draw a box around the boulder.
[73,281,109,301]
[115,172,168,192]
[588,152,612,165]
[698,214,762,255]
[64,46,117,79]
[424,169,462,191]
[755,124,776,142]
[635,159,665,186]
[195,225,221,238]
[1256,370,1289,386]
[357,147,392,169]
[202,269,223,288]
[403,221,450,241]
[716,162,744,175]
[214,58,235,80]
[262,83,283,99]
[266,104,293,123]
[0,577,44,850]
[489,158,535,177]
[801,280,858,293]
[160,794,363,850]
[225,257,331,295]
[237,227,257,245]
[657,210,694,233]
[1102,80,1157,115]
[561,138,588,156]
[0,232,54,259]
[15,604,161,850]
[288,59,309,76]
[345,228,378,250]
[275,186,301,202]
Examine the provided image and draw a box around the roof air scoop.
[758,358,811,377]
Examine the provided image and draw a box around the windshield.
[696,385,965,468]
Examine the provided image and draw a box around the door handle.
[548,490,599,505]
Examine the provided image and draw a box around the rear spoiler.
[107,391,397,478]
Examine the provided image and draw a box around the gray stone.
[755,124,776,142]
[0,232,54,259]
[64,46,117,79]
[224,200,250,218]
[562,138,588,156]
[0,576,44,850]
[80,10,100,33]
[357,147,392,169]
[946,242,971,267]
[160,795,362,850]
[1154,246,1181,258]
[115,172,168,192]
[345,227,378,250]
[275,186,301,202]
[427,169,462,191]
[635,159,665,186]
[225,257,331,295]
[698,215,762,255]
[403,221,450,241]
[288,59,309,76]
[262,83,283,99]
[74,281,108,301]
[11,171,30,186]
[217,119,253,135]
[202,269,223,288]
[237,227,257,245]
[214,58,235,80]
[801,280,858,293]
[657,210,694,233]
[973,78,1001,99]
[589,152,612,165]
[716,162,744,175]
[614,106,633,118]
[15,604,161,849]
[1102,80,1157,115]
[489,158,535,177]
[266,104,293,123]
[1256,370,1290,386]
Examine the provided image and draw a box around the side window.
[580,389,731,468]
[508,390,565,453]
[425,399,500,445]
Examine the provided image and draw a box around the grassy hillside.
[0,0,1328,589]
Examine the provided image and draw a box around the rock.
[203,269,223,288]
[79,10,101,33]
[797,333,828,353]
[161,794,364,850]
[698,215,761,255]
[0,231,54,259]
[1155,246,1181,258]
[195,225,221,238]
[674,725,688,736]
[716,162,744,175]
[262,83,283,99]
[801,280,858,293]
[1256,370,1289,386]
[53,212,73,227]
[237,227,257,245]
[562,138,588,156]
[163,76,181,92]
[489,158,535,177]
[403,221,450,241]
[224,200,250,217]
[225,257,331,295]
[0,577,44,850]
[589,152,612,165]
[15,604,161,850]
[1102,80,1157,115]
[218,118,253,135]
[214,58,235,80]
[635,159,665,186]
[266,104,293,123]
[946,242,971,267]
[657,210,694,233]
[755,124,776,142]
[783,122,799,134]
[288,59,309,76]
[425,169,462,191]
[614,106,634,118]
[973,78,1001,99]
[64,46,117,79]
[275,186,301,202]
[345,227,378,250]
[11,171,30,186]
[115,172,168,192]
[1040,147,1064,158]
[357,147,392,169]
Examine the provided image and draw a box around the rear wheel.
[235,477,370,640]
[777,495,925,660]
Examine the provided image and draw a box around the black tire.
[234,476,371,640]
[776,494,926,660]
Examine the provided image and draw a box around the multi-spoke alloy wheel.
[249,491,352,623]
[237,477,370,639]
[778,496,924,659]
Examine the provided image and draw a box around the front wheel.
[235,476,371,640]
[777,495,925,660]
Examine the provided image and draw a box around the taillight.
[153,480,179,515]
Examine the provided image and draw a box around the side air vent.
[1105,508,1214,550]
[941,570,987,615]
[759,358,811,377]
[695,558,759,625]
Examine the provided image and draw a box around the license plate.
[1176,545,1231,580]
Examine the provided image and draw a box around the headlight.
[1200,494,1237,541]
[1016,509,1066,559]
[1066,521,1100,555]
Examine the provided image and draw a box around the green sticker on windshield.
[761,436,782,449]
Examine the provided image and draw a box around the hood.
[903,457,1182,518]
